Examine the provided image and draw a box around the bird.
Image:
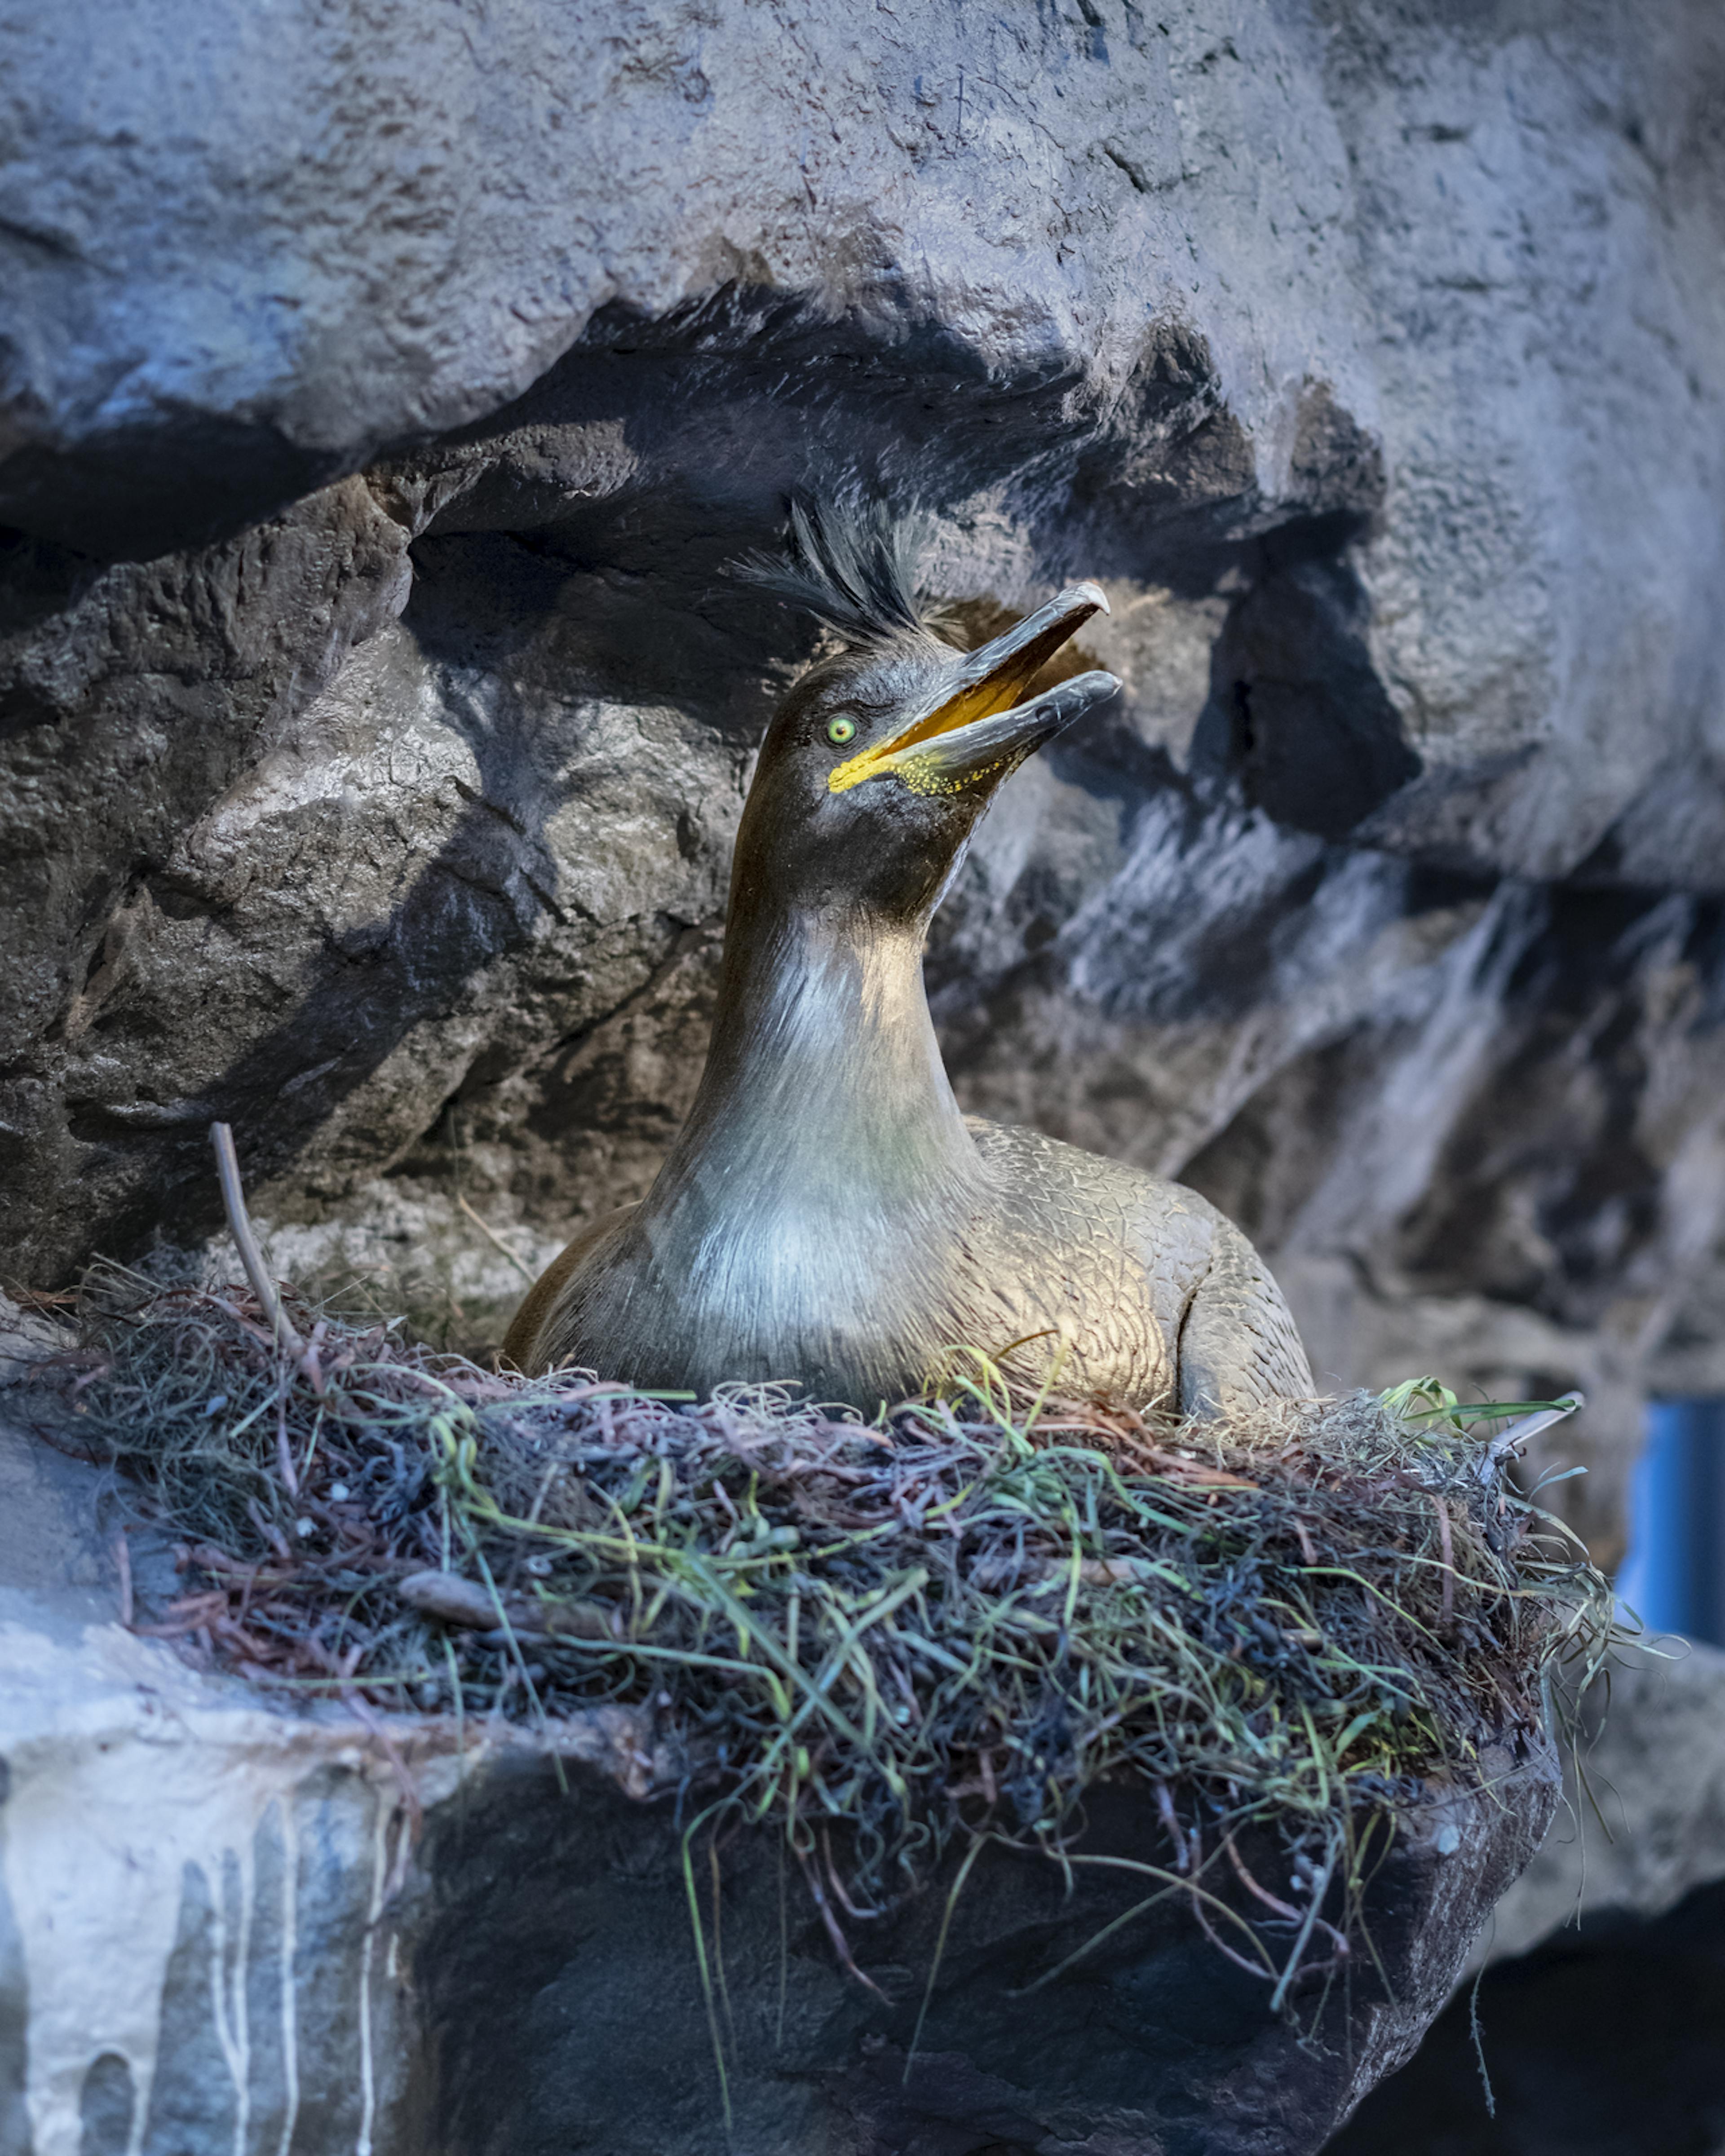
[504,504,1314,1419]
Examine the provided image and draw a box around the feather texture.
[736,495,947,646]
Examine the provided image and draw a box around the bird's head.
[731,506,1120,933]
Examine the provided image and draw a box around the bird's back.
[955,1118,1311,1415]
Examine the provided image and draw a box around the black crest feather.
[737,496,939,646]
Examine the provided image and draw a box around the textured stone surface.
[1482,1639,1725,1965]
[3,0,1725,1564]
[1325,1644,1725,2156]
[0,1577,631,2156]
[0,1416,646,2156]
[1324,1874,1725,2156]
[0,1426,1554,2156]
[405,1741,1550,2156]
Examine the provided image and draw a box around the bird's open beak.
[827,582,1121,797]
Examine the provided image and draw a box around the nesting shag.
[505,507,1314,1415]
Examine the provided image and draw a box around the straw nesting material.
[22,1261,1615,2006]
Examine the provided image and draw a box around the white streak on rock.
[0,1618,458,2155]
[275,1798,300,2156]
[0,1602,643,2154]
[354,1794,389,2156]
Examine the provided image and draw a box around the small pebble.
[328,1482,350,1503]
[1434,1823,1461,1856]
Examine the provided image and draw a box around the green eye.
[826,716,857,746]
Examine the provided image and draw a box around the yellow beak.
[827,582,1112,795]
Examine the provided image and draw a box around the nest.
[20,1259,1614,2028]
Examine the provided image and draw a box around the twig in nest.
[822,1825,886,1920]
[276,1407,300,1500]
[1223,1832,1349,1975]
[1435,1496,1455,1627]
[1154,1781,1190,1873]
[1269,1832,1344,2014]
[246,1497,293,1562]
[210,1122,324,1397]
[210,1124,300,1352]
[1185,1887,1276,1982]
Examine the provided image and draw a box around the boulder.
[4,0,1725,1574]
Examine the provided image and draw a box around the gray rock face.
[404,1742,1550,2156]
[4,0,1725,1561]
[0,1574,600,2156]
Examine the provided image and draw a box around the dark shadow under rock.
[401,1744,1557,2156]
[1323,1875,1725,2156]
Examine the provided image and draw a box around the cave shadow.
[1185,511,1422,845]
[1322,1876,1725,2156]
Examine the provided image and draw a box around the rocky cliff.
[4,0,1724,1559]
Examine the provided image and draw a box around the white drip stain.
[208,1836,255,2156]
[0,1619,479,2156]
[353,1793,390,2156]
[275,1798,301,2156]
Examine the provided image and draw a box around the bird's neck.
[650,904,981,1225]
